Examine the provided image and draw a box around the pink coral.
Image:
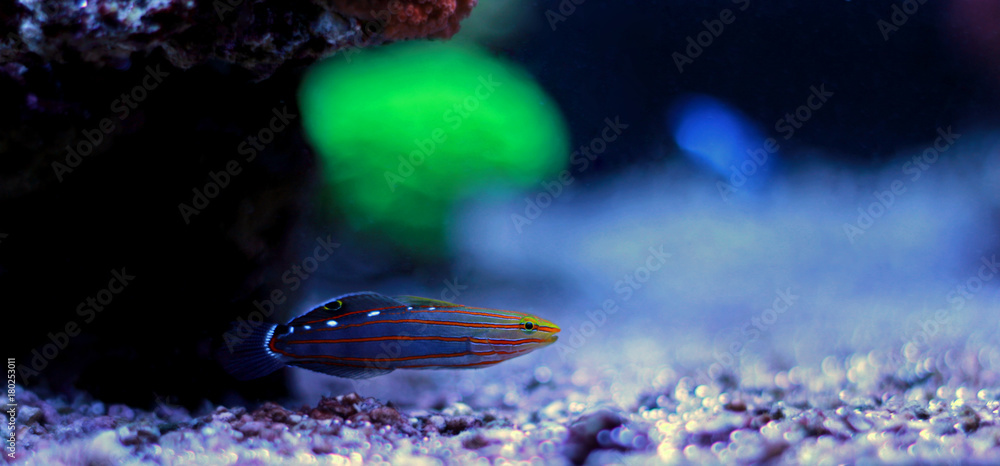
[333,0,478,40]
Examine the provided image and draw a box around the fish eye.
[519,317,539,334]
[324,300,343,311]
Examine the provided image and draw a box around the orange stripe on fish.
[222,292,560,380]
[285,349,526,363]
[286,336,550,345]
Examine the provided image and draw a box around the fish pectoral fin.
[288,291,405,326]
[292,361,395,379]
[393,296,462,308]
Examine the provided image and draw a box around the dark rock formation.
[0,0,478,408]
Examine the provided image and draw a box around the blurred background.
[2,0,999,412]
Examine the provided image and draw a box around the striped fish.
[224,292,560,380]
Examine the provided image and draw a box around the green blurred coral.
[299,42,568,256]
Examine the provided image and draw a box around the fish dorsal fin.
[393,296,463,308]
[287,292,405,326]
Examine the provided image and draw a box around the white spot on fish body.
[326,320,338,327]
[368,311,381,317]
[304,325,311,330]
[264,326,277,357]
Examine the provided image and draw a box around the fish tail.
[221,323,287,380]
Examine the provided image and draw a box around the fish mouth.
[542,321,560,344]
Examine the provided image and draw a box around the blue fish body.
[224,292,560,380]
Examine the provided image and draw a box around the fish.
[223,291,561,380]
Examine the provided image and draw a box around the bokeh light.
[299,42,568,257]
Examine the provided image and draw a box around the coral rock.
[332,0,478,40]
[0,0,479,80]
